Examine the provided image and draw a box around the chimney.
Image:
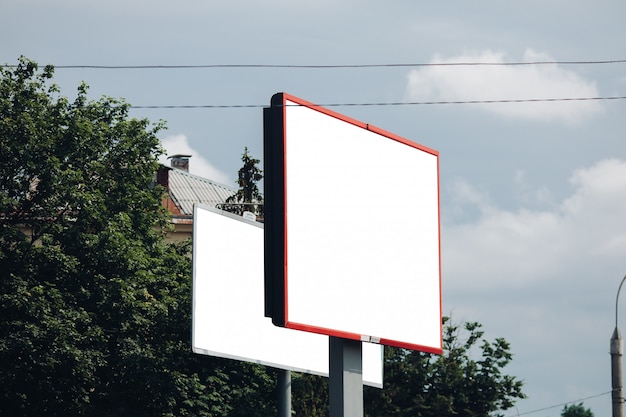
[168,154,191,172]
[156,166,170,189]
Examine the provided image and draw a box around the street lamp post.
[611,275,626,417]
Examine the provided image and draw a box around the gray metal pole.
[612,275,626,417]
[612,327,623,417]
[277,369,291,417]
[329,337,363,417]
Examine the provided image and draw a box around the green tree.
[561,402,594,417]
[0,57,276,416]
[222,146,263,217]
[363,318,525,417]
[290,318,525,417]
[292,370,330,417]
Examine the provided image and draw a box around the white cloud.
[406,49,603,124]
[159,134,232,185]
[443,158,626,289]
[513,169,556,208]
[442,160,626,416]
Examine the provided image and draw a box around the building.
[158,155,238,242]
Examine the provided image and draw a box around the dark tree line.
[0,57,275,416]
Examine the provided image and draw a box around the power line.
[3,59,626,70]
[130,95,626,109]
[505,391,611,417]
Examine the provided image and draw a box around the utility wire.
[505,391,611,417]
[4,59,624,109]
[3,59,626,70]
[130,95,626,109]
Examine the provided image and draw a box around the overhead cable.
[130,95,626,109]
[505,391,610,417]
[2,59,626,70]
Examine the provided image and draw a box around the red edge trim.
[281,93,289,325]
[281,93,439,157]
[286,321,443,355]
[437,154,443,353]
[280,92,443,355]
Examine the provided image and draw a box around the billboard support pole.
[277,369,292,417]
[329,337,363,417]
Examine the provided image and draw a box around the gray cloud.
[406,49,603,124]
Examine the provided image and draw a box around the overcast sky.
[3,1,626,415]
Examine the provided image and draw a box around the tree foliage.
[290,318,525,417]
[561,402,594,417]
[363,318,525,417]
[222,146,263,216]
[0,57,276,416]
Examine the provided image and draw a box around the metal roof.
[168,168,237,216]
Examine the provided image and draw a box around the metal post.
[612,275,626,417]
[612,327,623,417]
[277,369,291,417]
[329,337,363,417]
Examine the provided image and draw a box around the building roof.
[167,168,237,216]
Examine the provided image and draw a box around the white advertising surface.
[192,205,383,387]
[266,93,442,353]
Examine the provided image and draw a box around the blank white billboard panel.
[192,205,383,387]
[264,93,442,354]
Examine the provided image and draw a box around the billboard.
[264,93,442,354]
[192,205,383,386]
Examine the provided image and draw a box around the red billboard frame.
[264,93,442,354]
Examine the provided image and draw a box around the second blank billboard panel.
[192,205,383,387]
